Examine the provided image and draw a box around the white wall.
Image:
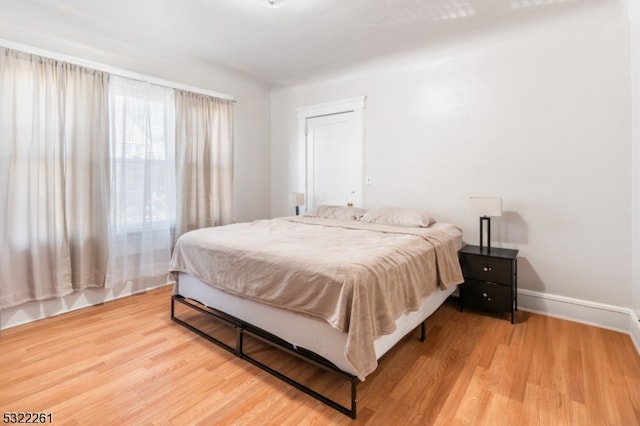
[271,1,632,309]
[631,0,640,319]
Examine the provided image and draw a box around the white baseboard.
[630,310,640,355]
[3,284,640,358]
[0,280,173,331]
[518,288,634,335]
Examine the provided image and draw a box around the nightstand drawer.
[459,254,513,285]
[460,279,512,312]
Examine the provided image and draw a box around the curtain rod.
[0,38,236,102]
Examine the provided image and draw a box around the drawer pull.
[483,266,492,272]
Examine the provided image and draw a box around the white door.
[306,112,362,208]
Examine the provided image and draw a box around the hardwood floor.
[1,285,639,425]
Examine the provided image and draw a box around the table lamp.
[469,197,502,250]
[290,192,305,215]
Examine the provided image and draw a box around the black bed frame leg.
[237,327,244,355]
[420,321,426,342]
[350,378,357,419]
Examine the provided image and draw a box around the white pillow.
[304,205,367,221]
[360,206,434,227]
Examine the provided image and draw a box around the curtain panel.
[0,48,109,308]
[175,90,234,239]
[0,48,234,309]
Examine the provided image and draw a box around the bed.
[169,206,464,418]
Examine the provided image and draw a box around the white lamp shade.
[469,197,502,217]
[290,192,305,206]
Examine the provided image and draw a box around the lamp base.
[479,216,491,250]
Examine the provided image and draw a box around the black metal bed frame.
[171,294,426,419]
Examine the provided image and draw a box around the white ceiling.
[0,0,597,86]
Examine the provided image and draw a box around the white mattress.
[176,271,455,378]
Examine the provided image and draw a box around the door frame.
[296,96,366,210]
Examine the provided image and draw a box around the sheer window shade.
[106,76,176,288]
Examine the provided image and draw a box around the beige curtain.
[0,48,109,308]
[65,59,110,291]
[175,90,234,239]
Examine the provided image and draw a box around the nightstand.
[458,244,518,323]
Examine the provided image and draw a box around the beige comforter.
[170,216,463,380]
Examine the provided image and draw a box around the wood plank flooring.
[1,285,639,425]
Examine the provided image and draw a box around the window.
[1,46,233,303]
[106,76,176,286]
[108,77,176,235]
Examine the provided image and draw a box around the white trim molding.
[0,281,172,331]
[630,310,640,355]
[296,96,366,119]
[518,288,635,335]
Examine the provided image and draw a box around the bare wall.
[270,1,632,308]
[631,0,640,318]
